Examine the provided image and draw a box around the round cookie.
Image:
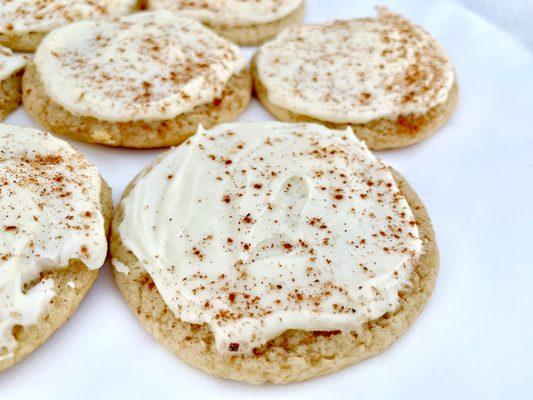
[0,125,112,371]
[0,46,26,121]
[253,8,457,150]
[22,12,251,148]
[110,123,438,384]
[0,0,139,52]
[145,0,305,46]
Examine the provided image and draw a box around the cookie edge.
[0,69,24,121]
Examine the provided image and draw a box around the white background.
[458,0,533,51]
[1,0,532,399]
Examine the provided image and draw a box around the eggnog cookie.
[0,0,138,52]
[111,122,438,384]
[0,46,25,121]
[22,11,251,148]
[146,0,305,46]
[0,124,111,372]
[254,8,457,150]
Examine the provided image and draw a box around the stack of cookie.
[0,0,456,385]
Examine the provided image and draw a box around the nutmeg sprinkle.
[118,122,422,354]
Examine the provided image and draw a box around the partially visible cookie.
[0,46,25,121]
[0,124,112,371]
[0,0,138,52]
[23,11,251,148]
[111,122,439,384]
[253,7,457,150]
[145,0,305,46]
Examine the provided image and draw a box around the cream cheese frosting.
[117,122,422,354]
[0,45,25,81]
[112,259,130,275]
[148,0,303,26]
[256,8,454,124]
[0,125,106,360]
[33,11,246,122]
[0,0,137,35]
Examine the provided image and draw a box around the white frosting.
[256,8,454,124]
[0,125,106,360]
[112,259,129,275]
[118,122,422,354]
[0,45,25,81]
[148,0,303,25]
[34,11,246,122]
[0,0,137,35]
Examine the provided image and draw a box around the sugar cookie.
[111,122,438,383]
[253,8,457,150]
[23,11,251,148]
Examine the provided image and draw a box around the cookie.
[0,46,26,121]
[253,7,457,150]
[145,0,305,46]
[111,122,438,384]
[0,124,112,371]
[22,11,251,148]
[0,0,138,52]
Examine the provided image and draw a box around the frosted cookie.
[145,0,305,46]
[0,46,25,120]
[22,11,251,148]
[0,0,138,52]
[253,8,457,150]
[0,124,112,371]
[111,122,439,384]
